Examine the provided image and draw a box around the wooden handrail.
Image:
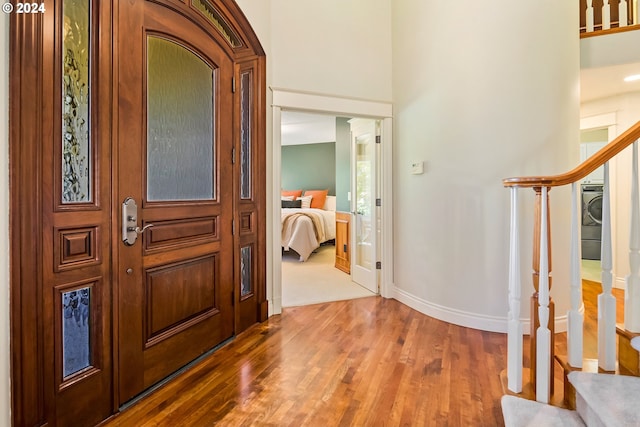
[580,23,640,38]
[503,120,640,188]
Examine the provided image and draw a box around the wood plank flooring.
[101,297,508,426]
[101,280,622,427]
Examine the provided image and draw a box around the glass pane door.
[350,118,378,293]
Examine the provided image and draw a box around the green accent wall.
[281,142,336,195]
[335,117,351,212]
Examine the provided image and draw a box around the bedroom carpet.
[282,244,375,307]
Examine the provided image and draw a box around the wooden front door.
[10,0,266,425]
[116,1,234,404]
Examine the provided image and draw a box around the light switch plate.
[411,161,424,175]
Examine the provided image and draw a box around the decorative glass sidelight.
[62,287,91,377]
[147,36,215,201]
[240,71,252,199]
[62,0,91,203]
[240,245,252,297]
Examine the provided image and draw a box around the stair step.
[555,355,626,409]
[499,368,567,408]
[501,395,585,427]
[616,323,640,376]
[569,371,640,427]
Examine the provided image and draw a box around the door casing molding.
[269,88,393,315]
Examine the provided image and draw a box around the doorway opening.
[268,90,393,316]
[279,112,375,307]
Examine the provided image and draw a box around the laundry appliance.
[581,184,603,260]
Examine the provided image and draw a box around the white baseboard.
[269,296,282,316]
[392,286,568,334]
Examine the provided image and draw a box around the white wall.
[267,0,392,101]
[391,0,580,331]
[1,12,11,427]
[239,0,581,332]
[581,93,640,289]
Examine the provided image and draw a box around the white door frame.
[268,88,393,315]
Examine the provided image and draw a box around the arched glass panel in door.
[146,36,215,201]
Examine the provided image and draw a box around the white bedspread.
[281,208,336,261]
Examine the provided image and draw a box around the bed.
[281,195,336,261]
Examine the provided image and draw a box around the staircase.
[501,280,640,426]
[501,117,640,423]
[500,8,640,425]
[503,371,640,426]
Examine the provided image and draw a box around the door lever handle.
[122,197,153,246]
[134,224,154,235]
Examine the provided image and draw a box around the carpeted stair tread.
[568,371,640,427]
[501,395,585,427]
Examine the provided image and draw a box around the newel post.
[531,186,554,402]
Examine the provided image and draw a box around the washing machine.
[581,184,603,260]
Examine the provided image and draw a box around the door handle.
[122,197,154,246]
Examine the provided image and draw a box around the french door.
[349,118,380,294]
[10,0,266,425]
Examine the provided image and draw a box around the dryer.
[581,184,603,260]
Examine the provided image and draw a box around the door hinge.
[232,77,236,93]
[375,135,381,144]
[376,198,381,207]
[231,290,235,305]
[376,261,381,270]
[232,219,236,235]
[232,147,236,164]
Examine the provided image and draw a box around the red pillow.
[304,190,328,209]
[281,189,303,199]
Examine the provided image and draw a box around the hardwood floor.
[101,280,623,427]
[101,297,508,426]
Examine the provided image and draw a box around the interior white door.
[350,118,379,293]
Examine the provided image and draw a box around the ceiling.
[581,62,640,102]
[280,111,339,146]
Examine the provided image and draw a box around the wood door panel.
[55,226,101,271]
[142,313,230,389]
[145,255,219,340]
[144,217,218,251]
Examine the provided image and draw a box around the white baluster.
[625,141,640,332]
[587,0,595,32]
[599,162,616,371]
[536,186,551,403]
[568,183,584,367]
[508,187,523,393]
[620,0,629,27]
[603,0,612,30]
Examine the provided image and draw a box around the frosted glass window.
[62,0,91,203]
[240,246,252,297]
[147,37,215,201]
[62,287,91,377]
[240,71,252,199]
